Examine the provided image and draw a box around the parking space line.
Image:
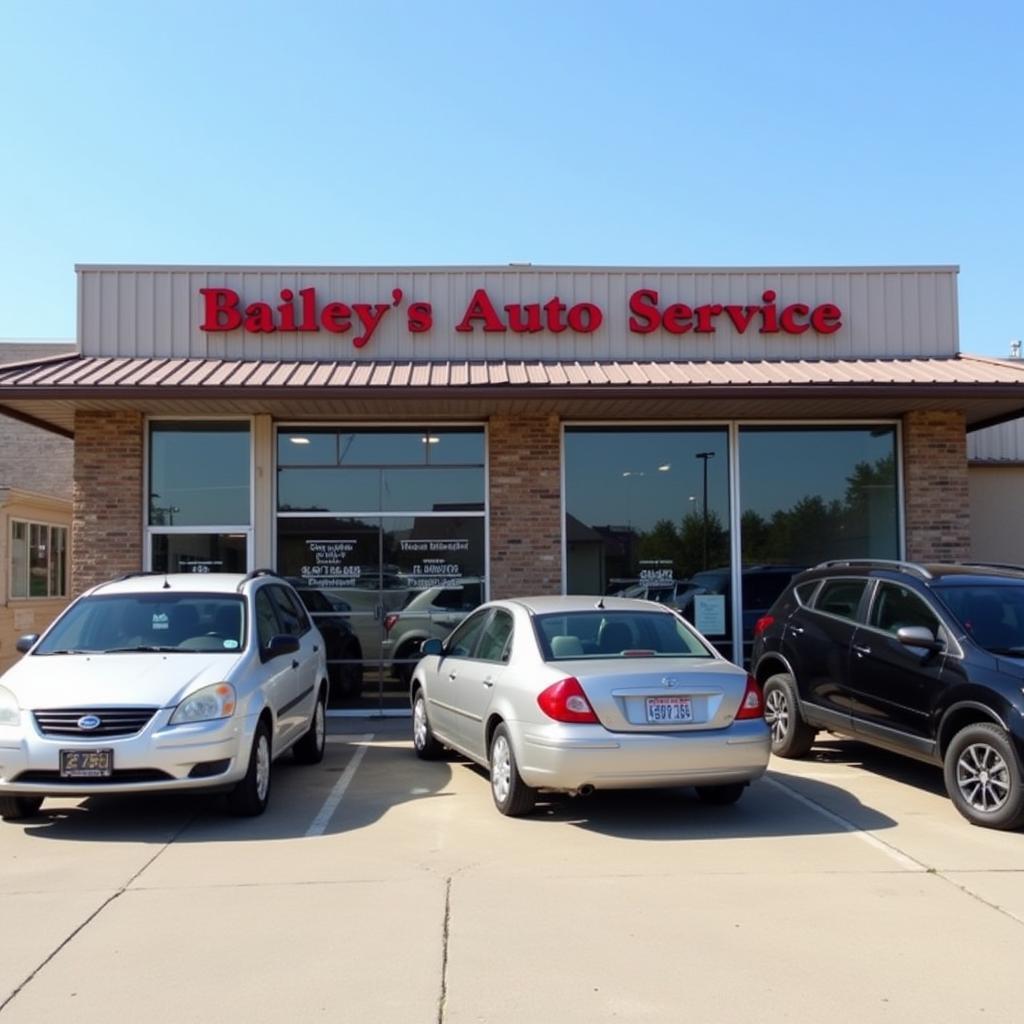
[305,733,374,837]
[763,775,928,872]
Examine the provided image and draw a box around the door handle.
[448,672,457,681]
[313,644,320,653]
[852,644,871,656]
[789,626,805,635]
[292,659,300,669]
[482,677,494,687]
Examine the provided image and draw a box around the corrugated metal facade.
[968,415,1024,463]
[77,265,960,363]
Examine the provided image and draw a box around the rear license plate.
[646,696,693,723]
[60,749,113,778]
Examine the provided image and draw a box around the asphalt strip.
[305,733,374,837]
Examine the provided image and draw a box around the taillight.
[735,675,764,720]
[383,613,399,634]
[753,614,775,639]
[537,677,598,724]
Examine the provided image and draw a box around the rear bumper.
[513,718,770,791]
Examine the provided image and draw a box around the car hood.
[1,652,242,709]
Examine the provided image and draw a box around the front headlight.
[169,683,236,725]
[0,685,20,727]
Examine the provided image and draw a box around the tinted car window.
[269,585,310,636]
[794,580,820,606]
[812,579,868,622]
[868,583,940,636]
[255,589,282,648]
[936,584,1024,654]
[476,610,514,662]
[445,609,491,657]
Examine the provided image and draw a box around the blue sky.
[2,1,1022,356]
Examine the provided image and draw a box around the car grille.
[13,769,173,784]
[33,708,160,738]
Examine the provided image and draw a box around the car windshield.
[935,584,1024,656]
[34,593,247,655]
[535,610,713,660]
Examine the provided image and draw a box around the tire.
[943,722,1024,830]
[695,782,746,805]
[763,673,816,758]
[293,688,327,765]
[227,720,272,817]
[0,796,44,821]
[489,723,536,817]
[412,688,443,760]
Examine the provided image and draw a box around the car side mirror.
[16,634,39,654]
[420,638,443,657]
[896,625,944,653]
[266,634,301,659]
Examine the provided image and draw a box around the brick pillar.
[488,414,562,597]
[72,410,144,595]
[902,410,970,562]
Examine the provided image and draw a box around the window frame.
[144,416,255,573]
[9,517,69,600]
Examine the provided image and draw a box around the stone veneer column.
[488,414,562,598]
[902,410,970,562]
[72,409,144,595]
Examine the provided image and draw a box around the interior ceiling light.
[289,436,311,445]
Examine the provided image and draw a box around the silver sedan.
[410,596,770,815]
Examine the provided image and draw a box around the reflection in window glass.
[278,467,485,513]
[149,421,251,526]
[150,534,248,574]
[739,427,899,566]
[564,427,731,592]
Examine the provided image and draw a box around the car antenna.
[595,597,605,609]
[162,573,171,589]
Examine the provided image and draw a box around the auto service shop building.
[2,264,1023,712]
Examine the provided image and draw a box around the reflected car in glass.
[410,596,769,816]
[382,580,483,684]
[0,571,328,822]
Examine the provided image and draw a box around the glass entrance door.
[275,427,487,712]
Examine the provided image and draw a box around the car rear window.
[534,610,713,660]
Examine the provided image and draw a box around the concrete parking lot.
[1,721,1022,1023]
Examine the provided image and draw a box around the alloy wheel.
[764,688,790,744]
[254,734,271,803]
[956,742,1011,813]
[491,733,512,804]
[414,697,429,749]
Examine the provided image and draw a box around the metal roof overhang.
[2,355,1024,437]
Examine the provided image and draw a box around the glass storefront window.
[736,425,900,661]
[276,426,487,712]
[564,427,732,656]
[149,421,251,526]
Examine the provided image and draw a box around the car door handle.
[482,677,494,687]
[852,644,871,656]
[448,672,457,681]
[292,659,300,669]
[313,644,320,653]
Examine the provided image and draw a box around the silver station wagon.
[411,595,770,815]
[0,571,328,821]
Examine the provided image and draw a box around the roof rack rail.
[812,559,933,580]
[959,561,1024,573]
[110,570,162,583]
[237,568,283,591]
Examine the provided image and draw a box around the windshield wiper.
[39,649,96,655]
[105,645,183,654]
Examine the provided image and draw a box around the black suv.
[751,560,1024,830]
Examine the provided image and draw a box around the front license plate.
[646,696,693,723]
[60,749,113,778]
